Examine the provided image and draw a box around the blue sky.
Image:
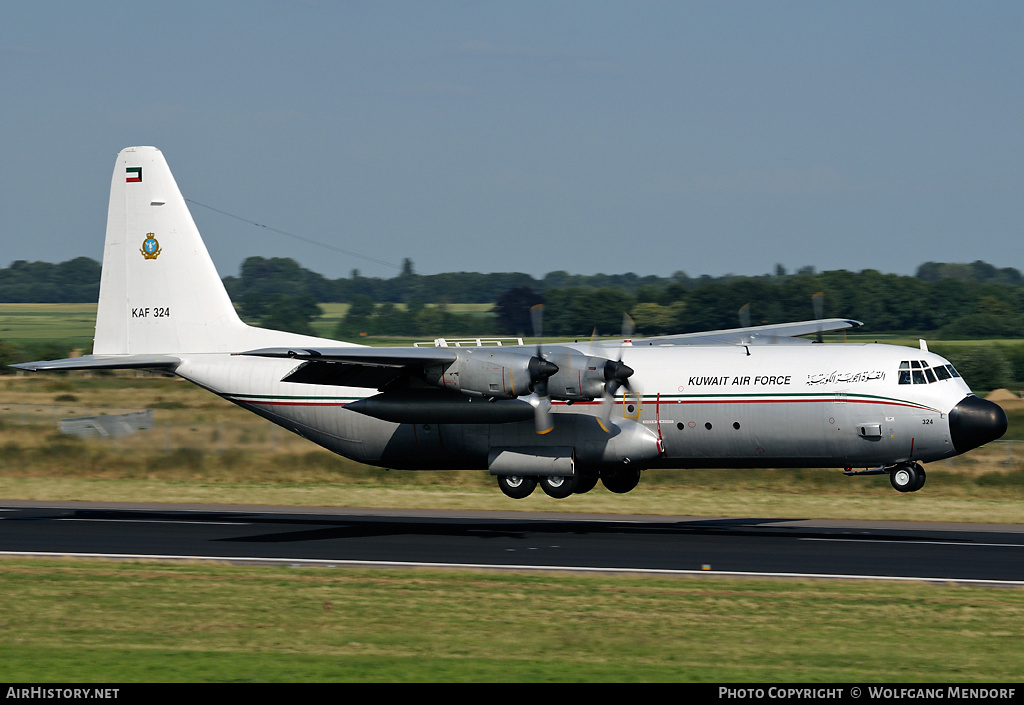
[2,1,1022,281]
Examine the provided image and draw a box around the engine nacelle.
[423,349,540,399]
[542,349,623,401]
[576,417,664,466]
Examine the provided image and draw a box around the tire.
[912,464,927,492]
[574,472,600,495]
[497,475,537,499]
[889,464,917,493]
[601,467,641,494]
[539,475,578,499]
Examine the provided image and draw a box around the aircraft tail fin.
[93,147,338,355]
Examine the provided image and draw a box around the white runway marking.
[54,518,250,525]
[801,537,1024,548]
[2,550,1023,587]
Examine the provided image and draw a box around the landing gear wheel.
[889,464,919,493]
[574,472,600,495]
[539,475,578,499]
[912,463,926,492]
[601,467,641,494]
[497,475,537,499]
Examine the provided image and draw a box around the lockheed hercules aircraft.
[14,147,1008,499]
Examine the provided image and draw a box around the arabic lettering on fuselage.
[806,370,886,386]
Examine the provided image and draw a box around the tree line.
[0,258,101,303]
[222,257,1024,341]
[3,255,1024,341]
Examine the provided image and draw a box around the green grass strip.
[2,559,1024,682]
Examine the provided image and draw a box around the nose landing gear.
[844,462,928,492]
[889,462,926,493]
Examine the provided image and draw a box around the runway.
[2,501,1023,585]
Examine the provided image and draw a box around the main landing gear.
[497,474,580,499]
[496,468,640,499]
[496,475,537,500]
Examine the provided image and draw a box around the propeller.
[597,314,638,432]
[738,302,751,328]
[812,291,824,343]
[529,304,558,434]
[738,302,753,346]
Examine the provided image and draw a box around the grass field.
[0,303,97,344]
[2,559,1023,682]
[3,310,1024,682]
[0,302,503,351]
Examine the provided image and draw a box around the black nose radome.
[949,395,1008,454]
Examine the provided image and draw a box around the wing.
[594,318,862,347]
[238,346,459,389]
[240,317,862,390]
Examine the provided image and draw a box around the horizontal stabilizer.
[11,354,181,372]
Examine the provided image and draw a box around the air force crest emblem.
[140,233,162,260]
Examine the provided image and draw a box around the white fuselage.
[173,342,972,472]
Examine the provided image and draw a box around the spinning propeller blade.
[529,304,557,434]
[598,314,638,432]
[812,292,824,343]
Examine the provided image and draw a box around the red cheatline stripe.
[660,398,927,409]
[230,395,933,412]
[554,397,933,411]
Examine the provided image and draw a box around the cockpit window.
[898,361,911,384]
[898,360,956,385]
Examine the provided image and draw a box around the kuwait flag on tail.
[126,167,142,183]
